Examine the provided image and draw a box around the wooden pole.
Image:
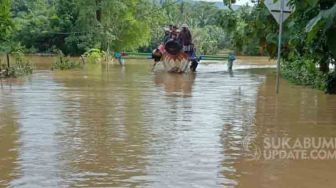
[106,42,109,71]
[80,55,86,64]
[6,53,10,68]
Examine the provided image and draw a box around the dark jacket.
[179,29,192,46]
[163,33,170,43]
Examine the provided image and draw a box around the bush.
[83,48,103,64]
[52,58,82,70]
[0,60,7,77]
[281,57,327,91]
[52,50,82,70]
[0,51,33,78]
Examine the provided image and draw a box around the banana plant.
[305,2,336,58]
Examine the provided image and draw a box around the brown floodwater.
[1,57,336,187]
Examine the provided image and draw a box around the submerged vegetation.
[82,49,103,64]
[52,50,82,70]
[52,58,82,70]
[0,51,33,78]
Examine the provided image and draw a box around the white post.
[276,0,285,94]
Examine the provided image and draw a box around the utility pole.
[264,0,292,94]
[276,0,285,94]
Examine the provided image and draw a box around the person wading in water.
[179,24,198,72]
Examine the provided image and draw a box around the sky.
[200,0,252,5]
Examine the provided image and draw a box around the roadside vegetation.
[221,0,336,93]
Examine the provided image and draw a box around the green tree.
[188,2,221,27]
[192,25,226,55]
[12,0,60,53]
[278,0,336,93]
[223,0,237,9]
[64,0,153,53]
[9,0,158,54]
[0,0,14,43]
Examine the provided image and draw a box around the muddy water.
[0,57,336,187]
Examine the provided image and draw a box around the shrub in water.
[83,48,103,64]
[0,51,33,78]
[52,50,82,70]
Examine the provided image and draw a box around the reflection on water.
[154,73,196,96]
[232,71,336,188]
[0,58,336,187]
[0,93,19,187]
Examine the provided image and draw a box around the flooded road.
[1,58,336,187]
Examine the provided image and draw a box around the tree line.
[1,0,234,55]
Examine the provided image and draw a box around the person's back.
[114,51,125,66]
[164,38,182,55]
[228,53,236,70]
[179,29,192,46]
[179,24,192,52]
